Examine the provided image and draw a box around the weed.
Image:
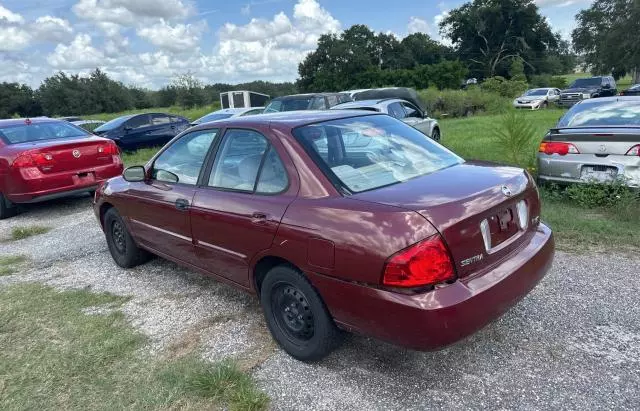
[11,225,51,240]
[0,255,27,276]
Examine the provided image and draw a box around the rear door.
[122,129,219,262]
[190,128,297,287]
[149,114,175,145]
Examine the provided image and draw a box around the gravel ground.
[1,196,638,410]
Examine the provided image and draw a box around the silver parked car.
[191,107,264,126]
[537,97,640,187]
[513,88,560,110]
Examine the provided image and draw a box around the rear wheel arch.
[253,255,302,296]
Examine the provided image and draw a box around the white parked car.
[191,107,264,126]
[513,88,561,110]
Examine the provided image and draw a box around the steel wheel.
[111,219,127,254]
[271,282,315,344]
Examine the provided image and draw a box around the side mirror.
[123,166,146,182]
[155,169,179,184]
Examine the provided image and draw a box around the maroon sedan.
[94,111,554,361]
[0,118,123,219]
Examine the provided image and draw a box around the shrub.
[480,76,528,98]
[529,74,568,90]
[493,110,539,168]
[419,87,510,118]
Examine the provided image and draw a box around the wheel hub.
[273,285,314,341]
[112,221,126,253]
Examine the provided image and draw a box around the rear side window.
[208,129,288,194]
[0,121,88,144]
[151,114,171,125]
[310,97,326,110]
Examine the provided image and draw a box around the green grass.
[0,283,269,410]
[85,102,221,123]
[0,255,27,276]
[121,146,161,167]
[11,225,51,240]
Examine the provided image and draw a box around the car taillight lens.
[98,143,120,155]
[382,235,455,288]
[12,151,54,168]
[539,141,580,155]
[625,145,640,156]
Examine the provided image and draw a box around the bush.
[530,74,568,90]
[480,76,528,98]
[419,87,510,118]
[493,110,539,168]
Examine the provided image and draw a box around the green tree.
[172,73,206,108]
[572,0,640,80]
[440,0,559,79]
[400,33,452,66]
[0,83,42,118]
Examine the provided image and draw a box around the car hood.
[352,162,540,278]
[561,87,598,94]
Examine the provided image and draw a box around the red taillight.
[626,145,640,156]
[382,235,456,288]
[539,141,580,155]
[98,143,119,155]
[12,151,54,168]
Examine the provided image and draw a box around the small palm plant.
[494,110,539,169]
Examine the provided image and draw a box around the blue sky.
[0,0,592,89]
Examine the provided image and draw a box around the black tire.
[104,207,150,268]
[260,265,342,361]
[0,192,17,220]
[542,101,548,109]
[431,128,441,142]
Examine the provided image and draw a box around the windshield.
[194,113,234,124]
[558,100,640,127]
[95,115,134,132]
[265,97,314,113]
[293,115,463,193]
[569,78,602,88]
[0,121,89,144]
[525,89,548,96]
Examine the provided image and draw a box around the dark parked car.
[94,111,554,361]
[538,96,640,187]
[264,93,351,113]
[0,118,123,219]
[558,76,617,107]
[619,84,640,96]
[94,113,189,150]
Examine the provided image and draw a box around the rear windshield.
[558,100,640,127]
[293,115,463,193]
[0,121,89,144]
[194,113,234,124]
[265,97,318,113]
[94,115,134,132]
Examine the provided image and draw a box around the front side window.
[208,129,288,193]
[152,129,218,185]
[0,121,89,144]
[293,115,463,193]
[126,115,151,129]
[388,103,406,119]
[151,114,171,125]
[401,102,421,118]
[310,97,326,110]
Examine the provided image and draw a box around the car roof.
[190,110,382,132]
[0,117,58,126]
[574,96,640,106]
[272,93,347,101]
[528,88,553,91]
[206,107,264,115]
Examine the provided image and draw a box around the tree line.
[297,0,576,92]
[0,69,297,118]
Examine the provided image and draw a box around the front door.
[122,128,219,262]
[400,102,433,136]
[190,128,296,287]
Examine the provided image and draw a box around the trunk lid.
[352,162,541,278]
[546,128,640,155]
[10,136,117,173]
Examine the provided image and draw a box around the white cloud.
[73,0,193,28]
[0,26,31,51]
[33,16,74,42]
[0,4,24,23]
[408,17,429,34]
[535,0,591,7]
[220,12,292,42]
[47,34,107,69]
[137,20,207,53]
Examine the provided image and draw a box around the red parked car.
[94,111,554,361]
[0,118,123,219]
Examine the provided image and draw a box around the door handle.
[251,212,267,223]
[175,198,190,211]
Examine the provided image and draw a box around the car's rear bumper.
[537,153,640,187]
[5,162,123,203]
[307,223,554,351]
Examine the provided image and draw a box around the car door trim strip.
[196,240,246,259]
[131,219,192,242]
